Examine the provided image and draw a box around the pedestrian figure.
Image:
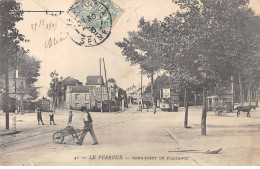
[76,110,98,145]
[68,111,73,124]
[49,110,56,125]
[37,108,45,125]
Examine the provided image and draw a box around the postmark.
[67,0,112,47]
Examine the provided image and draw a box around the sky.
[15,0,260,99]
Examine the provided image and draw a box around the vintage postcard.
[0,0,260,166]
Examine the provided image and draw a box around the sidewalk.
[165,108,260,165]
[0,111,19,136]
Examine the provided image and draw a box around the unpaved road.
[1,106,260,166]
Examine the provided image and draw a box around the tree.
[18,53,41,85]
[198,0,260,134]
[47,71,63,107]
[200,0,260,107]
[160,0,204,128]
[144,73,171,98]
[26,84,39,100]
[162,0,260,134]
[0,0,26,130]
[107,78,116,83]
[1,51,41,100]
[17,52,41,99]
[116,18,163,114]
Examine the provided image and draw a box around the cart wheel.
[53,131,64,144]
[215,106,226,116]
[72,130,82,141]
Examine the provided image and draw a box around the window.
[75,103,80,109]
[75,94,80,100]
[21,81,25,90]
[85,103,90,109]
[85,94,89,100]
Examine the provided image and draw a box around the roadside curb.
[0,130,22,136]
[165,129,200,166]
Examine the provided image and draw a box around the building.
[64,75,120,111]
[62,76,82,88]
[0,70,33,112]
[8,70,26,95]
[65,86,90,110]
[86,75,116,101]
[126,84,139,105]
[126,84,146,105]
[86,76,104,87]
[60,76,83,107]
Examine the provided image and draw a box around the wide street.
[0,105,260,166]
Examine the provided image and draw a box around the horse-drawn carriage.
[207,94,257,117]
[207,94,234,116]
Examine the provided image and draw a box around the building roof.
[86,76,104,85]
[68,86,90,93]
[62,76,82,85]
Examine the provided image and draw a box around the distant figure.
[68,111,73,124]
[37,108,45,125]
[76,110,98,145]
[49,110,56,125]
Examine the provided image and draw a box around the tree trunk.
[194,93,197,107]
[151,73,156,114]
[184,89,189,128]
[231,76,235,110]
[248,88,252,106]
[201,86,207,136]
[4,58,9,130]
[242,89,245,106]
[238,73,243,106]
[20,95,24,114]
[256,90,259,108]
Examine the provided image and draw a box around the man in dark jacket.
[76,110,98,145]
[37,108,45,125]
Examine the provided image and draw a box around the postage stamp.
[67,0,112,47]
[67,0,123,47]
[98,0,124,26]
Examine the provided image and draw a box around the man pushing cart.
[52,109,98,145]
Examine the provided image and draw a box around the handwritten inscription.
[45,36,68,49]
[31,19,58,31]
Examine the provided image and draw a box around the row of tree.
[116,0,260,135]
[0,1,41,100]
[0,0,41,129]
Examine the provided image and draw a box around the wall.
[66,92,90,110]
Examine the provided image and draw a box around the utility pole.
[103,58,111,113]
[100,58,103,113]
[140,71,143,112]
[169,73,172,89]
[138,84,140,111]
[4,58,9,130]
